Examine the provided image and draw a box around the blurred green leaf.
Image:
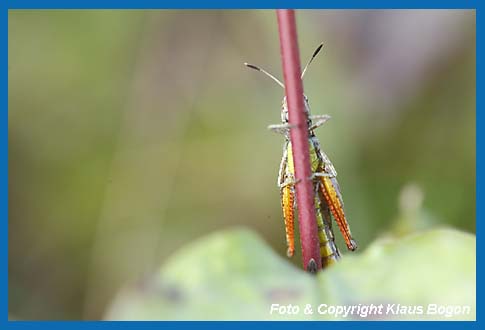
[105,227,475,320]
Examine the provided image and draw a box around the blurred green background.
[8,10,475,320]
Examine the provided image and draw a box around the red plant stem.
[276,10,322,272]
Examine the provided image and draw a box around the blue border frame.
[475,4,480,326]
[5,1,479,328]
[3,0,481,9]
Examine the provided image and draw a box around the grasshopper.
[245,43,357,268]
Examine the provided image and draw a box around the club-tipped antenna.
[301,43,324,79]
[244,63,285,89]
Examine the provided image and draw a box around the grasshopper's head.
[281,95,311,123]
[244,42,324,124]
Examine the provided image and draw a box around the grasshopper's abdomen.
[314,192,341,267]
[286,140,342,267]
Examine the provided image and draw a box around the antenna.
[244,63,285,89]
[301,43,324,79]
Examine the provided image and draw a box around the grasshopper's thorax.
[282,95,321,175]
[281,95,313,131]
[287,140,322,176]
